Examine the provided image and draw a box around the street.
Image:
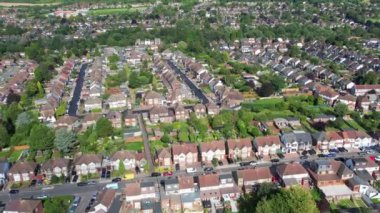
[167,60,210,104]
[68,63,87,116]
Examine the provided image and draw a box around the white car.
[186,168,196,173]
[36,195,48,199]
[375,156,380,162]
[42,186,54,190]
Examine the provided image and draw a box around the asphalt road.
[167,60,210,104]
[0,151,374,203]
[68,63,87,116]
[137,114,154,173]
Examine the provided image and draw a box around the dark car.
[318,154,326,158]
[277,153,285,159]
[88,180,97,185]
[72,175,78,183]
[326,153,336,157]
[85,205,91,212]
[338,147,348,152]
[271,158,280,163]
[106,171,111,179]
[204,167,213,172]
[112,177,122,183]
[300,155,308,160]
[9,189,19,194]
[151,172,161,177]
[358,151,367,156]
[239,162,250,167]
[29,179,37,187]
[77,182,88,187]
[329,149,339,153]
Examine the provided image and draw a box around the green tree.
[95,118,113,138]
[118,160,126,176]
[54,128,76,153]
[178,127,189,142]
[0,124,10,148]
[211,158,218,167]
[160,133,171,143]
[15,111,35,129]
[55,102,67,117]
[334,103,348,118]
[29,124,55,151]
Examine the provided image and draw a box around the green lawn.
[252,109,294,121]
[345,120,366,131]
[8,150,23,162]
[43,195,73,213]
[0,150,9,159]
[330,199,368,210]
[150,140,168,153]
[89,7,146,16]
[125,142,144,151]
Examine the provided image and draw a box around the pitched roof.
[237,167,272,181]
[74,154,102,165]
[276,163,308,177]
[9,161,37,174]
[124,182,141,196]
[4,199,42,212]
[111,151,136,161]
[145,91,162,99]
[41,158,69,171]
[227,138,252,149]
[95,189,116,208]
[255,136,281,147]
[198,174,219,187]
[157,148,171,158]
[341,130,370,140]
[172,143,198,155]
[178,176,194,189]
[200,141,225,152]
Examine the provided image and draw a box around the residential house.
[337,94,357,111]
[0,161,10,185]
[227,138,253,160]
[273,118,288,129]
[124,181,158,210]
[110,150,136,171]
[341,130,373,149]
[4,199,43,213]
[312,131,344,153]
[351,157,379,175]
[354,85,380,96]
[149,106,172,123]
[54,115,79,130]
[178,176,195,194]
[81,113,102,130]
[276,163,310,188]
[200,141,226,163]
[107,93,127,109]
[198,174,221,200]
[73,154,102,176]
[41,158,70,180]
[254,136,282,157]
[164,178,180,195]
[312,114,336,123]
[106,111,122,128]
[205,103,219,115]
[123,110,137,127]
[306,160,357,201]
[90,189,116,213]
[144,91,163,106]
[156,148,172,168]
[172,143,198,169]
[235,167,272,193]
[287,117,301,128]
[193,104,206,117]
[174,104,189,121]
[281,132,312,153]
[219,173,241,200]
[7,161,37,182]
[84,97,102,112]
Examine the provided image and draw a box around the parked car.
[249,161,257,166]
[29,180,37,187]
[204,167,213,172]
[163,171,173,176]
[329,149,339,153]
[77,182,88,187]
[271,158,280,163]
[186,168,196,173]
[300,155,308,160]
[88,181,97,185]
[36,195,48,199]
[375,156,380,162]
[42,186,54,190]
[9,189,19,194]
[338,147,348,152]
[72,175,78,183]
[366,149,376,155]
[239,162,250,167]
[151,172,161,177]
[326,153,336,157]
[112,177,122,183]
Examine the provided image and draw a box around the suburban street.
[68,63,87,116]
[167,60,210,104]
[137,114,154,173]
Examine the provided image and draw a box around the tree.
[29,124,55,151]
[160,133,171,144]
[257,83,275,97]
[0,124,9,148]
[55,102,67,117]
[334,103,348,118]
[118,160,126,176]
[178,127,189,142]
[211,158,218,167]
[15,111,35,129]
[54,128,76,153]
[95,118,113,138]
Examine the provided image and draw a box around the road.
[137,114,154,174]
[167,60,210,104]
[68,63,87,116]
[0,151,374,203]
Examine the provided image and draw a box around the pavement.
[137,114,154,173]
[167,60,210,104]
